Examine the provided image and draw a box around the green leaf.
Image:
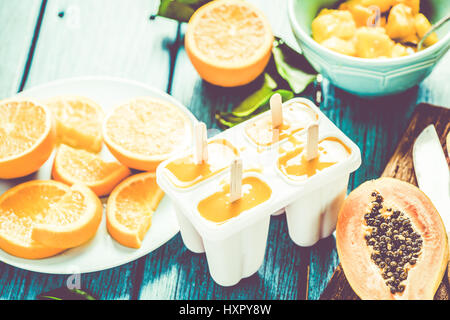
[157,0,212,22]
[231,73,277,117]
[217,89,294,128]
[272,39,317,94]
[38,287,96,300]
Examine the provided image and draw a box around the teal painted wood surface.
[0,0,42,97]
[25,0,178,90]
[0,0,448,300]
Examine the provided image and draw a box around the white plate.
[0,76,190,274]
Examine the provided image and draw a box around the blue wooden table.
[0,0,448,300]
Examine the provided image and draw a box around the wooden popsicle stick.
[305,122,319,161]
[272,127,280,144]
[194,122,208,164]
[229,158,243,202]
[270,93,283,129]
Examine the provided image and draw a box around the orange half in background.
[185,0,274,87]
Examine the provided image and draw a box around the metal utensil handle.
[418,14,450,51]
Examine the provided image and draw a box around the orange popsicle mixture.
[245,102,318,147]
[278,136,351,181]
[197,176,271,223]
[164,139,238,188]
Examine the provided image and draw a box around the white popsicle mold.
[156,97,361,287]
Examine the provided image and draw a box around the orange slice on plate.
[45,96,104,153]
[52,144,131,197]
[106,172,164,248]
[0,98,56,179]
[103,97,192,171]
[32,183,103,249]
[0,180,69,259]
[185,0,273,87]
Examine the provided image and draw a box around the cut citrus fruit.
[32,183,103,249]
[103,97,192,171]
[44,96,104,153]
[52,144,131,197]
[0,98,56,179]
[106,172,164,248]
[0,180,69,259]
[185,0,274,87]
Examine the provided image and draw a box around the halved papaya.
[336,177,448,300]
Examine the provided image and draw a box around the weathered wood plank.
[24,0,178,90]
[0,0,179,300]
[306,236,339,300]
[0,0,42,98]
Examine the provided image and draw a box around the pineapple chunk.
[341,0,390,27]
[321,36,357,56]
[385,4,416,40]
[395,0,420,15]
[347,2,377,27]
[338,2,350,10]
[358,0,395,13]
[355,27,395,58]
[414,13,439,47]
[391,43,414,57]
[402,33,419,45]
[312,9,356,43]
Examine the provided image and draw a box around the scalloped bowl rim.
[288,0,450,66]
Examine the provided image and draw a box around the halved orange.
[52,144,131,197]
[103,97,192,171]
[106,172,164,248]
[44,96,104,153]
[0,180,69,259]
[185,0,274,87]
[0,98,56,179]
[32,183,103,249]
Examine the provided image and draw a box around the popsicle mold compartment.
[156,97,361,286]
[160,138,239,190]
[173,203,205,253]
[275,131,359,246]
[203,215,270,287]
[285,173,349,246]
[243,98,320,149]
[157,172,275,287]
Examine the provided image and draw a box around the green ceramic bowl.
[288,0,450,97]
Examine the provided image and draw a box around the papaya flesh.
[336,177,448,300]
